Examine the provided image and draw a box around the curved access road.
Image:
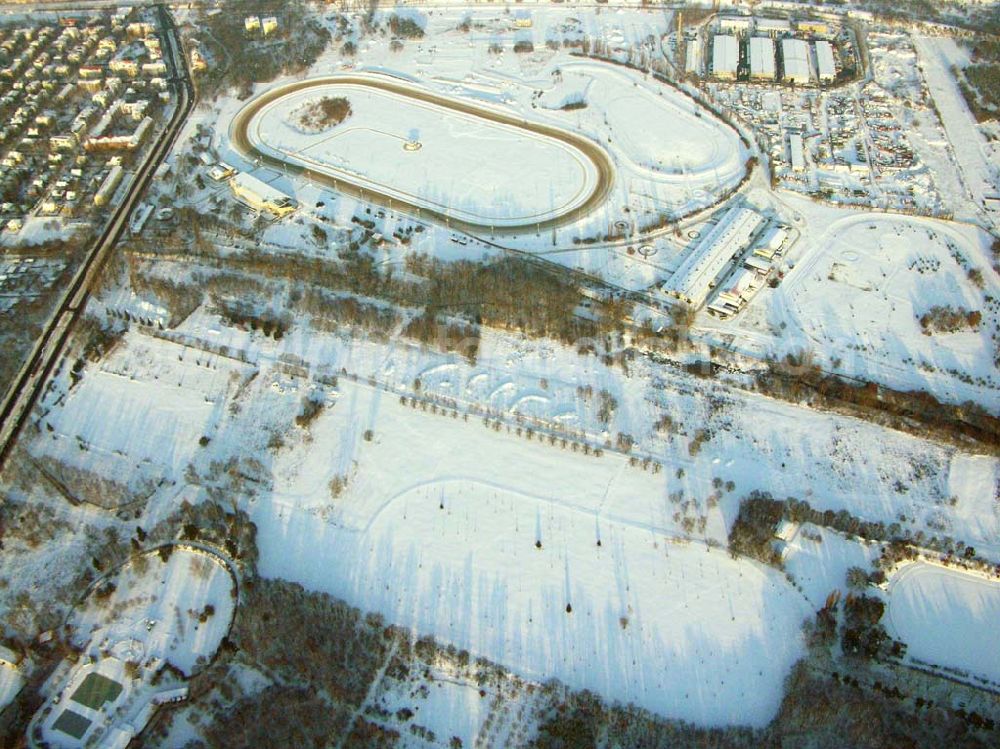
[229,74,615,235]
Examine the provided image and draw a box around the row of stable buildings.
[662,203,791,318]
[707,226,788,318]
[662,204,764,308]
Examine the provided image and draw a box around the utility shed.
[713,35,739,80]
[782,38,812,84]
[816,41,836,82]
[749,37,775,80]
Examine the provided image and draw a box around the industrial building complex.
[699,12,852,86]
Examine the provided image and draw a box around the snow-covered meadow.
[28,311,998,726]
[255,378,809,727]
[886,562,1000,686]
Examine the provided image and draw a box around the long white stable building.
[663,205,764,307]
[685,38,702,75]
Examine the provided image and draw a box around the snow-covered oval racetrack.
[230,74,616,233]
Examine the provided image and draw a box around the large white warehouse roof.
[713,35,739,78]
[782,38,812,84]
[750,37,775,79]
[816,41,836,81]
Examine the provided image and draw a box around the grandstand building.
[230,172,297,217]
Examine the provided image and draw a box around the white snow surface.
[254,378,810,727]
[887,562,1000,684]
[72,548,235,675]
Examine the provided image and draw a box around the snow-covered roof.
[755,17,792,33]
[816,41,835,81]
[789,132,805,171]
[230,171,294,208]
[685,39,701,74]
[749,37,775,79]
[761,226,788,251]
[713,35,739,77]
[782,38,811,83]
[718,15,752,31]
[103,726,135,749]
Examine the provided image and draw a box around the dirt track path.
[228,73,615,235]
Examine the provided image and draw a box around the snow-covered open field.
[886,562,1000,685]
[33,337,251,489]
[70,547,235,675]
[25,299,999,728]
[255,378,809,727]
[545,62,745,189]
[777,214,998,389]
